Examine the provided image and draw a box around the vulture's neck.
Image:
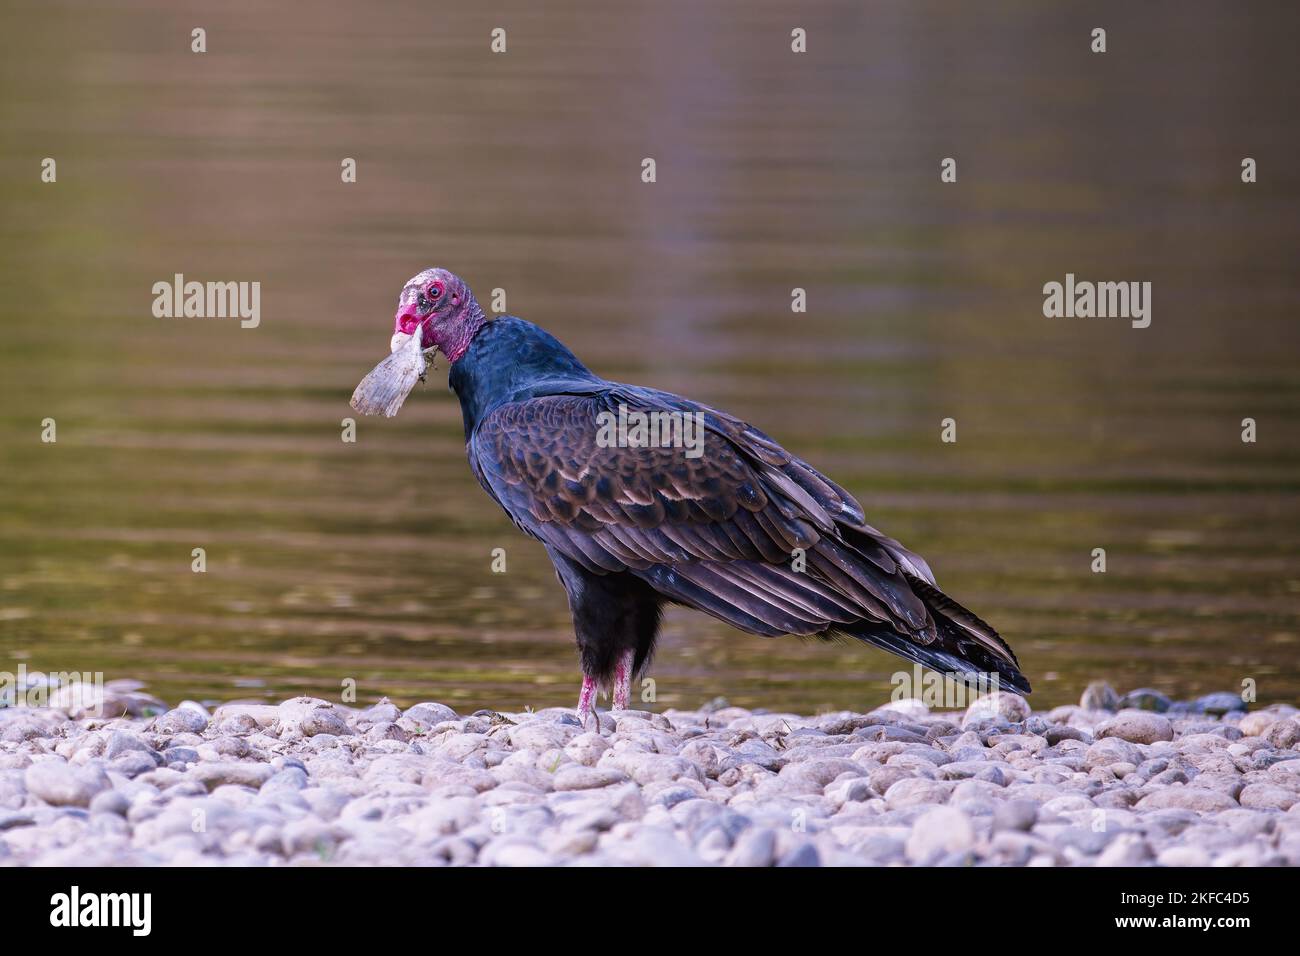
[448,317,602,437]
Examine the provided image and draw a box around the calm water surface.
[1,1,1298,713]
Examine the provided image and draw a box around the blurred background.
[1,1,1298,713]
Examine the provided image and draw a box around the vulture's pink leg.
[576,674,598,730]
[613,648,635,710]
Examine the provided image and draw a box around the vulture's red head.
[394,267,486,363]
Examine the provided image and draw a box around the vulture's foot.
[576,673,601,733]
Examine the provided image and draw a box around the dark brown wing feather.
[469,392,941,645]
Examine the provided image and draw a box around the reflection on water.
[1,1,1298,713]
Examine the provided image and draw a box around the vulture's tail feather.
[837,596,1032,696]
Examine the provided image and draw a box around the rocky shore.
[1,682,1298,866]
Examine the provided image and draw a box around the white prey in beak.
[349,331,437,418]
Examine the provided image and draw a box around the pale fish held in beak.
[349,331,437,418]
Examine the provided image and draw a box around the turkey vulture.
[353,268,1030,724]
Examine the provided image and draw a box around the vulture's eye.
[429,286,441,299]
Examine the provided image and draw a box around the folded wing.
[468,388,1028,692]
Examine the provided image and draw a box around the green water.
[1,1,1297,713]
